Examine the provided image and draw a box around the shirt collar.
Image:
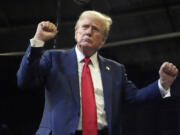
[75,45,98,67]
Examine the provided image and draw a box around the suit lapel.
[98,56,112,126]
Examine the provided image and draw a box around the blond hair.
[75,10,112,39]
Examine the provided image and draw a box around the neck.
[77,46,97,58]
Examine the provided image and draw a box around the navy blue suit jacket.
[17,45,161,135]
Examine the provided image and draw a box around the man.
[17,10,178,135]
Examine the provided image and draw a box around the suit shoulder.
[43,48,72,57]
[45,49,69,54]
[99,55,124,68]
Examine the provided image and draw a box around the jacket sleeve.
[17,44,51,90]
[120,64,161,104]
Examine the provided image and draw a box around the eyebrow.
[81,24,100,31]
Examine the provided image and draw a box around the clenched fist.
[33,21,58,42]
[159,62,179,90]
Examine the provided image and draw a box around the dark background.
[0,0,180,135]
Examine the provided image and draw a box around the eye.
[92,26,100,32]
[93,27,99,31]
[82,25,89,29]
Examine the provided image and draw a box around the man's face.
[75,16,106,55]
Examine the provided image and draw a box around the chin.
[80,43,92,48]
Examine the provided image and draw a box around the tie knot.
[84,57,91,64]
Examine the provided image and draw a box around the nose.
[85,27,93,36]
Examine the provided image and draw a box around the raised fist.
[159,62,179,90]
[33,21,58,42]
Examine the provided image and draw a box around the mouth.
[83,38,92,43]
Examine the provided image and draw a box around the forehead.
[78,16,105,29]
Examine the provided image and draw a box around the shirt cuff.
[158,79,171,98]
[30,38,45,47]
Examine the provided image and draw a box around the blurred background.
[0,0,180,135]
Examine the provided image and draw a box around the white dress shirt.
[75,46,107,130]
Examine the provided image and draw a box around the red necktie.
[81,58,98,135]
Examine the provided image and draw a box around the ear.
[101,36,106,45]
[74,29,78,41]
[99,37,106,49]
